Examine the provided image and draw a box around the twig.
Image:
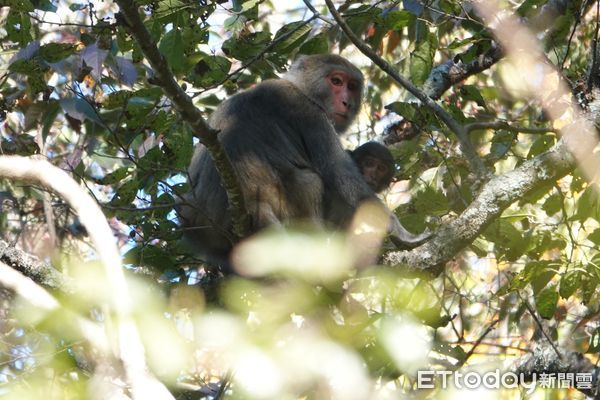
[519,293,563,360]
[301,0,334,24]
[465,121,557,134]
[193,13,321,97]
[455,319,500,368]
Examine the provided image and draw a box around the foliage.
[0,0,599,399]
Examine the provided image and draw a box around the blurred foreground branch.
[0,155,174,400]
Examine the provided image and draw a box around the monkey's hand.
[388,215,431,249]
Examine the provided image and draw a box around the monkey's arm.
[388,214,431,248]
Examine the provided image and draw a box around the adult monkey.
[179,54,427,270]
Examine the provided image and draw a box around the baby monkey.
[350,141,430,248]
[349,141,395,193]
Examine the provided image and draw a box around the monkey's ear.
[289,55,309,72]
[284,55,310,85]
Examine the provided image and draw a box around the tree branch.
[383,139,575,274]
[423,44,503,100]
[0,155,174,400]
[422,0,590,100]
[0,239,68,290]
[115,0,250,238]
[465,121,557,134]
[514,344,599,397]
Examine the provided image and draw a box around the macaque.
[179,54,428,270]
[350,141,430,249]
[349,141,395,193]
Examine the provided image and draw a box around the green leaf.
[484,220,529,262]
[341,5,379,52]
[6,10,33,45]
[240,0,259,12]
[188,54,232,88]
[542,193,562,216]
[97,166,132,185]
[581,273,599,304]
[298,34,329,55]
[39,43,77,63]
[588,228,600,245]
[445,36,477,50]
[124,245,175,271]
[410,31,437,86]
[535,286,558,319]
[69,3,87,11]
[104,90,134,110]
[9,58,48,95]
[516,0,547,16]
[385,102,417,120]
[40,100,60,139]
[508,261,555,292]
[109,178,139,207]
[460,85,486,108]
[2,0,34,12]
[433,343,467,364]
[380,10,413,30]
[527,135,556,158]
[413,186,448,215]
[559,270,580,299]
[222,31,271,61]
[273,21,312,53]
[163,129,193,169]
[60,98,103,125]
[159,29,185,75]
[8,58,41,74]
[489,130,513,159]
[575,185,600,221]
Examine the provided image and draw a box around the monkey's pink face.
[327,71,361,131]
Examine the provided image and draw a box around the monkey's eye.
[363,158,376,168]
[348,81,360,91]
[330,76,344,86]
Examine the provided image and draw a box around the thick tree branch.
[383,139,575,273]
[0,239,68,290]
[423,44,503,100]
[115,0,250,238]
[514,344,599,397]
[323,0,488,180]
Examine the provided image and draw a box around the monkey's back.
[179,79,329,266]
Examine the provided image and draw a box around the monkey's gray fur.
[179,54,427,271]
